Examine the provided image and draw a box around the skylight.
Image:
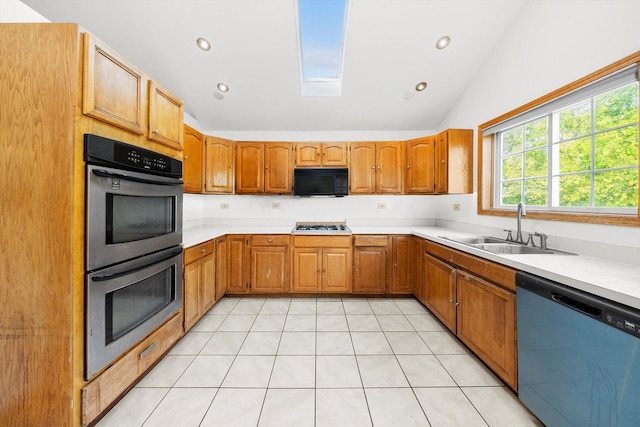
[297,0,348,96]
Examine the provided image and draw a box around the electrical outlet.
[220,203,229,209]
[377,203,386,209]
[453,203,461,211]
[271,202,280,209]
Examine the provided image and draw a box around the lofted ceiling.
[21,0,526,132]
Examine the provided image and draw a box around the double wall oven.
[84,134,183,380]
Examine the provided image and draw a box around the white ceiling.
[21,0,526,132]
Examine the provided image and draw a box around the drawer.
[293,235,352,248]
[353,235,388,247]
[184,240,215,264]
[251,235,290,246]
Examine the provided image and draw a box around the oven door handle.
[92,169,183,186]
[91,248,183,282]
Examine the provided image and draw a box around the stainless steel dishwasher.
[517,272,640,427]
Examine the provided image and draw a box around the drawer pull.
[140,342,157,359]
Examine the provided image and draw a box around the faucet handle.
[534,232,548,250]
[503,229,513,241]
[526,234,537,247]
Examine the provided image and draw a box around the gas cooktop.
[292,222,351,234]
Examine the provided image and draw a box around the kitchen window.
[479,52,640,226]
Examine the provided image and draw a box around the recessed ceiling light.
[213,92,224,100]
[435,35,451,50]
[415,82,427,92]
[196,37,211,51]
[217,83,229,93]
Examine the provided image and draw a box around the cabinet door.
[413,238,425,303]
[295,143,322,167]
[205,136,235,193]
[435,131,449,194]
[183,125,204,193]
[292,248,322,292]
[349,142,376,194]
[148,80,184,150]
[265,143,293,194]
[389,236,412,294]
[353,247,386,294]
[322,143,348,166]
[215,237,228,300]
[200,248,216,312]
[82,33,145,135]
[457,271,517,389]
[183,259,201,331]
[376,142,404,193]
[251,246,289,293]
[323,248,352,293]
[406,137,436,194]
[227,236,249,293]
[236,143,264,193]
[424,253,457,332]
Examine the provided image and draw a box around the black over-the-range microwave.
[293,168,348,197]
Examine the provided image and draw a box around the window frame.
[478,51,640,226]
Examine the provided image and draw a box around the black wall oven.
[84,134,183,380]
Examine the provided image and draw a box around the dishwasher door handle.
[551,293,601,318]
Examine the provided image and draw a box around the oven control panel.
[84,134,182,178]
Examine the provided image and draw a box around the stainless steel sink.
[441,236,574,255]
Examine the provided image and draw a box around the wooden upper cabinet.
[349,142,404,194]
[376,142,404,193]
[265,143,294,193]
[236,142,264,193]
[349,142,376,193]
[82,32,145,135]
[183,125,204,193]
[406,136,436,194]
[236,142,293,194]
[205,136,235,193]
[295,142,348,167]
[148,80,184,150]
[435,129,473,194]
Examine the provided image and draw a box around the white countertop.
[183,224,640,310]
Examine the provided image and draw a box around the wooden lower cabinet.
[215,236,228,300]
[292,236,352,293]
[456,270,517,389]
[250,235,290,293]
[423,253,457,331]
[353,235,387,294]
[183,241,216,332]
[420,239,518,390]
[226,235,250,293]
[81,313,183,425]
[389,236,413,294]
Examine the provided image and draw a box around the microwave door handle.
[92,169,183,186]
[91,248,183,282]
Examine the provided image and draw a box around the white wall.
[435,0,640,261]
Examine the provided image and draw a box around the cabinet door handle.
[152,129,159,134]
[140,342,157,359]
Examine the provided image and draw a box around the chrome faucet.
[516,201,526,243]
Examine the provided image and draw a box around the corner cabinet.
[420,239,518,390]
[183,125,204,193]
[226,235,251,293]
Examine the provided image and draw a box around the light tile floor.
[97,297,543,427]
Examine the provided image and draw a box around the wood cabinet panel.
[424,253,457,331]
[205,136,235,193]
[183,260,201,331]
[293,235,351,248]
[376,142,405,193]
[349,142,376,193]
[292,248,323,292]
[353,246,386,294]
[200,249,216,312]
[148,80,184,150]
[82,32,145,135]
[322,143,348,166]
[292,236,352,293]
[183,125,204,193]
[215,237,228,300]
[183,241,215,331]
[435,129,473,194]
[413,238,425,303]
[227,235,250,293]
[264,143,293,193]
[250,235,290,293]
[406,136,436,194]
[457,270,517,389]
[389,236,413,294]
[236,143,264,194]
[323,249,352,292]
[295,142,347,167]
[353,235,388,247]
